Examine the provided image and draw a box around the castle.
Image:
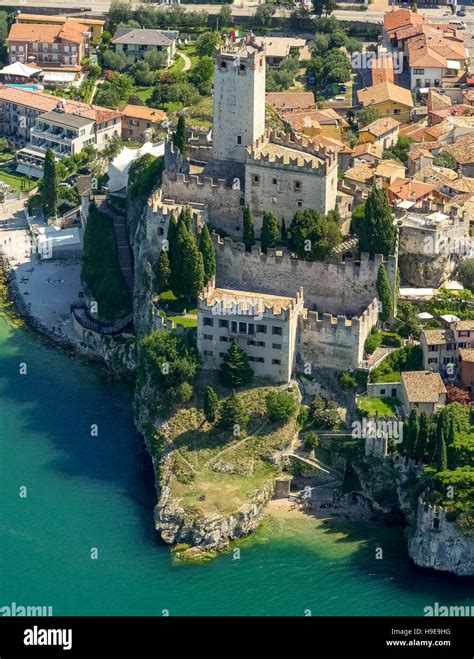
[159,35,338,238]
[145,34,393,382]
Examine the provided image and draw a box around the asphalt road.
[1,0,473,24]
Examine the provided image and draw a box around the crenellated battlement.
[417,497,447,533]
[301,298,379,336]
[163,170,237,191]
[198,276,304,320]
[246,129,337,175]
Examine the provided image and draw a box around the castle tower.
[212,39,266,168]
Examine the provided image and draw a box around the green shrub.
[266,390,298,422]
[339,371,357,390]
[364,329,382,355]
[381,332,403,347]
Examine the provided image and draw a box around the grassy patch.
[358,396,400,417]
[157,289,197,315]
[0,166,37,192]
[156,383,298,516]
[134,86,155,104]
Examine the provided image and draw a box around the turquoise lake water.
[1,316,472,616]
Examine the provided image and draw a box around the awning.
[446,60,462,70]
[0,61,40,77]
[41,71,75,83]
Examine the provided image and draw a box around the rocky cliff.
[409,517,474,577]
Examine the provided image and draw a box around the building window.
[239,322,247,334]
[446,343,456,350]
[203,317,214,327]
[219,319,228,328]
[204,350,213,356]
[272,326,282,336]
[252,174,260,185]
[219,352,225,357]
[239,64,246,73]
[248,323,255,335]
[247,339,256,346]
[249,356,264,363]
[231,321,237,333]
[256,324,267,334]
[203,333,213,341]
[237,136,242,145]
[459,331,470,337]
[294,181,301,191]
[272,178,277,185]
[297,200,303,207]
[428,357,438,364]
[272,359,281,365]
[393,109,401,116]
[272,343,281,350]
[428,345,438,352]
[380,388,386,395]
[221,61,227,69]
[220,336,229,342]
[256,341,265,347]
[413,68,424,74]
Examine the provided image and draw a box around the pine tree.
[281,218,287,243]
[376,263,394,322]
[220,390,249,430]
[358,186,395,257]
[405,409,419,458]
[242,206,255,252]
[42,148,58,217]
[219,338,254,387]
[156,249,171,292]
[203,385,220,422]
[198,223,216,283]
[260,210,279,254]
[173,115,186,155]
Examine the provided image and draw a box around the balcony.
[30,126,73,145]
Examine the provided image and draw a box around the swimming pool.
[5,84,38,91]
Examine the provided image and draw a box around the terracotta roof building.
[121,104,166,141]
[265,91,315,112]
[388,177,434,207]
[7,19,90,73]
[357,83,414,123]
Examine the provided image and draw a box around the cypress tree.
[42,148,58,217]
[358,186,395,257]
[281,218,287,243]
[173,115,186,155]
[203,385,220,422]
[436,430,448,472]
[170,219,188,297]
[198,223,216,282]
[376,263,394,322]
[179,207,192,231]
[405,409,419,458]
[167,212,177,272]
[156,249,171,292]
[182,231,205,300]
[219,338,254,387]
[220,390,249,430]
[242,206,255,251]
[260,210,279,254]
[415,412,429,461]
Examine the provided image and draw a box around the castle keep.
[159,35,337,238]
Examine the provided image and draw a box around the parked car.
[338,84,347,93]
[449,19,466,28]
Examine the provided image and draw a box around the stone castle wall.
[162,171,243,236]
[297,298,379,370]
[213,233,395,316]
